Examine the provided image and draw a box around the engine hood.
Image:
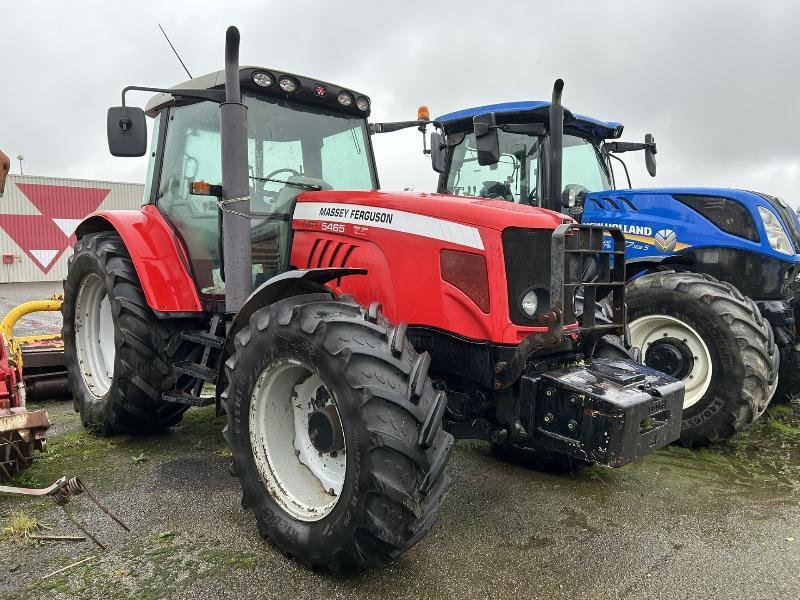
[295,190,572,232]
[587,187,800,255]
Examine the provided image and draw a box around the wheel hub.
[645,337,695,380]
[628,314,713,409]
[308,405,345,454]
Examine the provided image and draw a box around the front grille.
[502,225,626,333]
[502,228,554,325]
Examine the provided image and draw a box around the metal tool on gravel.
[0,476,129,549]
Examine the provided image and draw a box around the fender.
[216,267,367,400]
[625,254,694,280]
[75,205,203,313]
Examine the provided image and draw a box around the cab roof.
[144,66,371,118]
[436,101,623,140]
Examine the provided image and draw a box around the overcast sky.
[2,1,799,207]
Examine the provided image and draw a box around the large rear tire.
[222,295,452,572]
[62,232,190,435]
[626,271,778,446]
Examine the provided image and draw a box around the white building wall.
[0,174,144,283]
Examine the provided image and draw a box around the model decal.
[295,202,485,250]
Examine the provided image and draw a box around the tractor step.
[178,330,224,349]
[162,390,215,407]
[173,361,218,383]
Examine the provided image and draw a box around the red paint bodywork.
[79,191,573,343]
[291,191,574,344]
[76,205,202,313]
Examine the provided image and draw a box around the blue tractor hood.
[583,186,800,266]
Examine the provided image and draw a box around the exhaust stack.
[220,26,252,312]
[546,79,564,213]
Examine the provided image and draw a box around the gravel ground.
[1,281,799,599]
[1,400,799,600]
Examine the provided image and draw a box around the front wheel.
[222,295,452,572]
[627,271,778,446]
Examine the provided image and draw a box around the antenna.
[158,24,193,79]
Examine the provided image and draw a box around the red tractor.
[62,27,683,571]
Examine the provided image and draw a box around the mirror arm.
[605,139,657,154]
[121,85,227,108]
[369,120,443,135]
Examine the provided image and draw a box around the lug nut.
[567,420,578,431]
[543,412,554,424]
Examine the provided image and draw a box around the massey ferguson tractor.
[384,97,799,447]
[62,27,683,571]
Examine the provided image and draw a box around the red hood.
[296,190,572,231]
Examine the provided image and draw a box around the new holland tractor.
[61,27,683,571]
[387,95,800,446]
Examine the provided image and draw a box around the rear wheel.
[223,295,452,572]
[62,232,190,435]
[627,271,778,446]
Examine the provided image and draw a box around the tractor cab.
[424,101,654,212]
[136,67,378,296]
[435,102,615,204]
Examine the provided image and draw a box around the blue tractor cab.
[372,87,800,445]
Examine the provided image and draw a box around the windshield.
[156,94,376,292]
[444,130,611,204]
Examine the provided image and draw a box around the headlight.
[278,76,299,93]
[758,206,795,255]
[521,289,538,316]
[356,96,370,112]
[520,288,550,317]
[251,71,273,87]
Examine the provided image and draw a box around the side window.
[562,136,611,192]
[158,103,222,291]
[321,129,373,189]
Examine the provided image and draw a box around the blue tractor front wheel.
[626,271,778,446]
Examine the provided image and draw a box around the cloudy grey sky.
[2,1,799,206]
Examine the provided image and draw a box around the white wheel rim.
[74,273,116,397]
[629,314,713,409]
[249,360,346,522]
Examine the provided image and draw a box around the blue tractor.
[373,87,800,446]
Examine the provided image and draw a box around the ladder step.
[178,330,225,349]
[173,361,218,382]
[162,390,215,407]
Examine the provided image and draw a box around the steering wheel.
[478,180,514,202]
[259,168,303,201]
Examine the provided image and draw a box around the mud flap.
[521,358,683,467]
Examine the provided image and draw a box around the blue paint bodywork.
[582,187,800,266]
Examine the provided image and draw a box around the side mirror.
[107,107,147,157]
[644,133,657,177]
[473,113,500,166]
[430,131,446,174]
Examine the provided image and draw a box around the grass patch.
[1,510,41,541]
[27,533,261,599]
[10,428,118,488]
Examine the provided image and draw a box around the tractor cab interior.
[151,93,377,294]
